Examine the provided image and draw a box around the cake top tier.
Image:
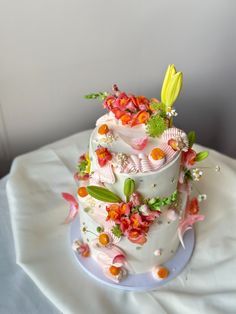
[85,64,183,138]
[84,65,188,177]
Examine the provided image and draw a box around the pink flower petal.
[131,136,148,150]
[178,214,205,248]
[61,192,79,224]
[112,254,126,267]
[61,192,78,209]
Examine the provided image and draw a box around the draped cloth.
[6,130,236,314]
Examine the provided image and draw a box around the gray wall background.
[0,0,236,177]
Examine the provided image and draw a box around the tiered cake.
[63,65,208,283]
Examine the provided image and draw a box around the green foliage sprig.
[77,160,87,174]
[84,92,109,101]
[149,101,166,112]
[111,224,123,238]
[146,114,168,137]
[147,190,178,211]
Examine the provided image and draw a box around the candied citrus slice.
[98,124,109,135]
[109,265,121,276]
[77,187,88,197]
[157,266,169,279]
[150,148,166,160]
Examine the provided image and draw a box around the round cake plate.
[70,216,195,291]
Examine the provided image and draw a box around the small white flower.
[192,168,203,181]
[139,204,150,215]
[171,109,178,117]
[166,109,178,117]
[98,132,116,145]
[215,165,221,172]
[198,194,207,202]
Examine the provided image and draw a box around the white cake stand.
[70,216,195,291]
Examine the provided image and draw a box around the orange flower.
[130,213,142,228]
[106,204,120,221]
[120,113,132,125]
[136,96,149,107]
[187,197,200,215]
[128,228,147,245]
[137,111,150,124]
[104,96,116,110]
[95,147,112,167]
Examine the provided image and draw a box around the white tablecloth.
[0,176,60,314]
[6,130,236,314]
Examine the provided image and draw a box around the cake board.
[70,216,195,291]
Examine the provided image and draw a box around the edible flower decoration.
[178,131,209,184]
[61,192,79,224]
[95,146,112,167]
[152,265,170,280]
[86,179,176,245]
[74,153,91,181]
[72,240,90,257]
[178,197,205,248]
[84,64,183,137]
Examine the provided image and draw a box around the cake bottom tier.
[79,204,183,274]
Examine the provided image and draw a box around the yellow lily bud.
[161,64,176,104]
[165,72,183,108]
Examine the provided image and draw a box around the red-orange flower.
[103,91,151,127]
[182,148,197,169]
[78,243,90,257]
[120,217,131,234]
[115,92,130,109]
[106,204,121,221]
[103,95,116,110]
[187,197,200,215]
[95,147,112,167]
[137,111,150,124]
[136,96,150,111]
[128,228,147,245]
[130,213,142,228]
[120,113,132,125]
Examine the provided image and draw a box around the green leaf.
[187,131,196,148]
[86,186,122,203]
[84,92,109,101]
[161,64,176,104]
[195,151,209,162]
[111,224,123,238]
[123,178,135,202]
[165,72,183,108]
[149,101,165,112]
[146,115,168,137]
